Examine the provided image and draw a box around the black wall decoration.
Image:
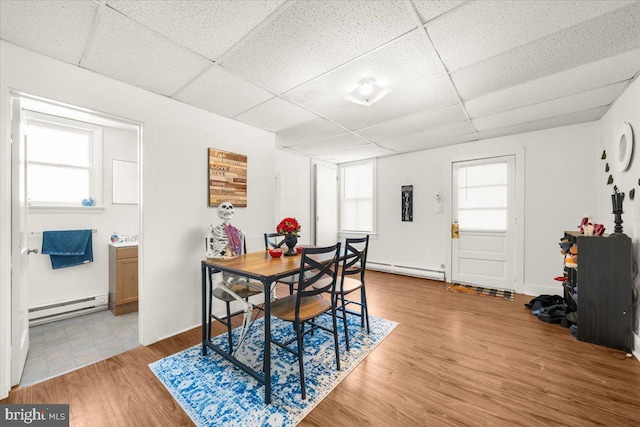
[402,185,413,222]
[600,126,637,202]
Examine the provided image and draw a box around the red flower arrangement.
[277,217,301,236]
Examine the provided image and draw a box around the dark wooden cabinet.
[109,245,138,316]
[564,231,633,352]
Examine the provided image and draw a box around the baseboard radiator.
[28,293,109,326]
[367,261,445,281]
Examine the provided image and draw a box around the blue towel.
[41,230,93,269]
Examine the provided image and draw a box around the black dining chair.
[270,243,342,400]
[264,232,302,294]
[319,235,370,352]
[208,239,263,354]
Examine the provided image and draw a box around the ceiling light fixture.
[344,77,390,106]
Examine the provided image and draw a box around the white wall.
[27,126,138,308]
[596,76,640,358]
[372,122,599,296]
[0,41,276,397]
[278,122,598,296]
[102,127,139,242]
[274,150,312,245]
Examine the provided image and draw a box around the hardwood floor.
[3,271,639,426]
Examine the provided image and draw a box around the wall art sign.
[208,148,247,207]
[402,185,413,222]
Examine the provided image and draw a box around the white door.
[451,156,516,291]
[314,162,338,246]
[10,97,30,385]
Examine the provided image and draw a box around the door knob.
[27,248,39,254]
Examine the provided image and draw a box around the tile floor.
[20,309,139,387]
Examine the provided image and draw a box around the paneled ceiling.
[2,0,639,164]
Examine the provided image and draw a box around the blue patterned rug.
[149,313,397,427]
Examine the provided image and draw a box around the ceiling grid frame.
[212,0,297,64]
[100,2,215,65]
[405,0,481,141]
[77,2,103,67]
[1,0,638,163]
[442,0,638,76]
[213,61,395,152]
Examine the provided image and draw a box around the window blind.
[340,161,374,232]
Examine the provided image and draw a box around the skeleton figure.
[205,202,255,355]
[206,202,244,259]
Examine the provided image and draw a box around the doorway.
[451,155,517,291]
[10,93,143,387]
[312,161,338,246]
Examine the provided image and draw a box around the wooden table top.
[203,249,336,281]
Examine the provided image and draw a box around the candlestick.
[610,185,626,237]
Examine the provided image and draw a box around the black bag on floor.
[538,308,567,324]
[524,294,565,315]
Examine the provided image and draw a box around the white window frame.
[338,158,377,235]
[25,110,103,208]
[455,160,508,232]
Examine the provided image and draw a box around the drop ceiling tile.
[106,0,285,60]
[325,76,459,131]
[389,133,479,153]
[276,118,348,147]
[477,106,608,140]
[465,48,640,118]
[428,0,634,72]
[357,104,467,142]
[0,0,98,65]
[234,97,320,132]
[451,2,640,100]
[411,1,466,24]
[284,30,446,115]
[81,7,211,96]
[288,133,370,156]
[174,66,274,117]
[320,144,396,163]
[472,82,627,131]
[220,0,416,93]
[376,120,475,148]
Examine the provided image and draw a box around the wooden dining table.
[201,248,338,404]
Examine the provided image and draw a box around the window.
[457,162,507,231]
[26,112,102,206]
[339,159,376,234]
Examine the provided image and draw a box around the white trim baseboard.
[521,282,564,298]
